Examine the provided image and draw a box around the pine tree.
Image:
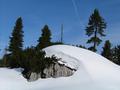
[37,25,51,49]
[85,9,106,52]
[8,17,24,67]
[101,40,112,60]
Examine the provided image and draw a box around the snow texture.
[0,45,120,90]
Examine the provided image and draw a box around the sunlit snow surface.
[0,45,120,90]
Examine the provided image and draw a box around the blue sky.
[0,0,120,56]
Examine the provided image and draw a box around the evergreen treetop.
[37,25,51,49]
[85,9,106,52]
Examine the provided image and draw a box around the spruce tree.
[101,40,112,60]
[37,25,51,49]
[8,17,24,67]
[85,9,106,52]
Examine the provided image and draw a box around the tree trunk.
[93,27,97,52]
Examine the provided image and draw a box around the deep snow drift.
[0,45,120,90]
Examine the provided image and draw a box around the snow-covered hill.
[44,45,120,81]
[0,45,120,90]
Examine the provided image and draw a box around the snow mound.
[44,45,120,80]
[0,45,120,90]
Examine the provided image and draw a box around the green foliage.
[101,40,112,60]
[87,37,102,46]
[75,45,87,49]
[8,17,24,54]
[0,59,4,67]
[7,17,24,68]
[51,41,63,45]
[88,46,96,52]
[111,45,120,65]
[85,9,106,52]
[37,25,52,49]
[20,47,60,78]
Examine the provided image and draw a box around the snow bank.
[0,45,120,90]
[44,45,120,81]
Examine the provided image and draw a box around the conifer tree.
[37,25,51,49]
[85,9,106,52]
[9,17,23,54]
[101,40,112,60]
[8,17,24,67]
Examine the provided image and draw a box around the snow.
[0,45,120,90]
